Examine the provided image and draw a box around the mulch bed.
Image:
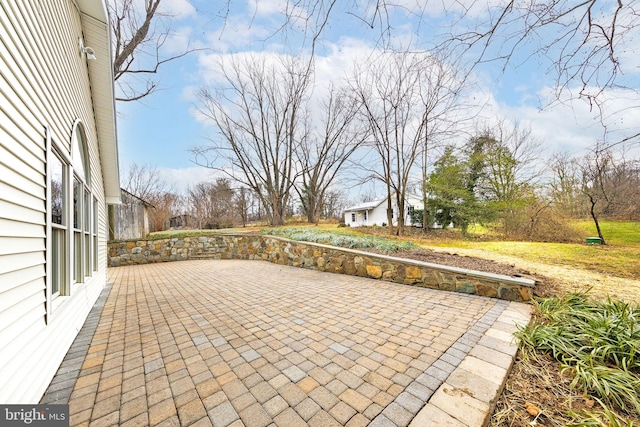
[378,248,561,298]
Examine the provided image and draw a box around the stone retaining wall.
[108,234,534,302]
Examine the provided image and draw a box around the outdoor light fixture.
[79,38,96,61]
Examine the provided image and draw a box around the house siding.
[0,0,110,403]
[344,195,423,227]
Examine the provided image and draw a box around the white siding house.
[344,194,424,227]
[0,0,119,403]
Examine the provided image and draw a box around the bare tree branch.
[194,54,311,226]
[109,0,207,102]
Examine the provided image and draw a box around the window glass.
[71,123,93,284]
[73,176,80,229]
[84,188,91,230]
[51,154,64,225]
[51,229,63,295]
[93,197,98,271]
[84,188,91,273]
[50,150,67,296]
[71,125,89,184]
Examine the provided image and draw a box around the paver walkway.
[42,260,530,426]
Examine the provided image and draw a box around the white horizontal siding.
[0,265,44,303]
[0,199,45,225]
[0,181,44,213]
[0,237,44,256]
[0,252,44,276]
[0,282,45,346]
[0,218,44,239]
[0,274,103,402]
[0,0,112,403]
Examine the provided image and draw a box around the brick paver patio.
[42,260,530,426]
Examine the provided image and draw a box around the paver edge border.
[409,301,533,427]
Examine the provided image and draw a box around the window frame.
[46,128,73,320]
[45,121,98,320]
[92,196,98,272]
[70,120,94,285]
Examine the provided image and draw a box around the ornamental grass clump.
[262,227,418,253]
[516,293,640,421]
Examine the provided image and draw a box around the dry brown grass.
[491,350,640,427]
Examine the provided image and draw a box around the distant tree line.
[422,132,639,243]
[122,164,350,231]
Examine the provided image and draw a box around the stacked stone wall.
[108,234,534,302]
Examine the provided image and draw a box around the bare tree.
[476,121,544,203]
[322,189,348,220]
[447,1,636,92]
[353,51,468,235]
[122,162,178,231]
[187,178,238,229]
[109,0,202,101]
[295,85,366,224]
[581,146,614,244]
[548,150,583,218]
[440,0,640,146]
[122,162,170,201]
[581,145,640,244]
[194,54,312,226]
[416,54,472,231]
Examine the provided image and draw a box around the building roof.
[344,199,384,212]
[344,194,424,212]
[121,189,155,208]
[78,0,120,204]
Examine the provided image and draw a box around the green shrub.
[516,293,640,417]
[262,227,418,253]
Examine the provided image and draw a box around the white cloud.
[500,85,640,155]
[161,26,193,55]
[247,0,310,22]
[157,166,220,193]
[159,0,196,19]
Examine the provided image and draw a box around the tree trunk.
[395,193,404,236]
[589,196,606,244]
[305,192,321,225]
[421,193,429,232]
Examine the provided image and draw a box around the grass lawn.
[411,221,640,280]
[151,220,639,279]
[573,220,640,246]
[429,240,640,280]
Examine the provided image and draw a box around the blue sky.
[115,0,639,196]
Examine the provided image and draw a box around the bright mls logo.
[1,405,68,426]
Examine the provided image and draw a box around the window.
[408,206,414,215]
[93,197,98,271]
[364,211,367,221]
[73,176,82,282]
[71,122,93,284]
[50,150,67,297]
[351,213,356,222]
[47,121,96,317]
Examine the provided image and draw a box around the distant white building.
[0,0,119,403]
[344,194,424,227]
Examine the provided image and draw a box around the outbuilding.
[344,194,424,227]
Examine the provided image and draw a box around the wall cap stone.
[263,235,536,289]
